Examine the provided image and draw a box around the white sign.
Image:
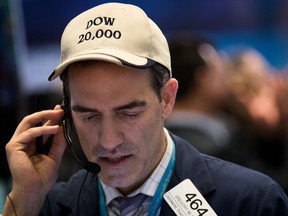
[164,179,217,216]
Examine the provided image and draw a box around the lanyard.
[98,141,176,216]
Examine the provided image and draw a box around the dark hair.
[169,34,213,100]
[151,62,170,101]
[60,60,170,108]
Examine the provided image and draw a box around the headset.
[61,92,101,174]
[59,95,101,215]
[34,88,101,174]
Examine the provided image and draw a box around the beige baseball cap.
[48,2,171,81]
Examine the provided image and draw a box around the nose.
[98,117,123,150]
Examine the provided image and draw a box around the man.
[2,3,288,216]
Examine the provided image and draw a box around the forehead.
[66,61,155,104]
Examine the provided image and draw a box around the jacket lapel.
[160,134,216,215]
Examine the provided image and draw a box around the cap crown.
[49,3,171,80]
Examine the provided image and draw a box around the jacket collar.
[168,133,216,195]
[160,134,216,216]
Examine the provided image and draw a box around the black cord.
[77,171,89,215]
[7,194,17,216]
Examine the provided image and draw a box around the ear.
[161,78,178,120]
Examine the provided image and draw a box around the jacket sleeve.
[39,170,86,216]
[39,170,100,216]
[39,182,73,216]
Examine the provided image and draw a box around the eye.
[82,116,94,122]
[81,113,100,122]
[118,112,140,119]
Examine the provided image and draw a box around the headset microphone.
[83,161,101,174]
[62,107,101,174]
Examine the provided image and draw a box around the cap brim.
[48,48,151,81]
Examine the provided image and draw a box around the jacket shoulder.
[170,133,288,215]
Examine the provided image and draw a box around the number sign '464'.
[164,179,217,216]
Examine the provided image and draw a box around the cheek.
[77,131,92,154]
[72,121,97,159]
[135,113,165,159]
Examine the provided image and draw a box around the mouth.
[106,156,128,162]
[100,155,131,166]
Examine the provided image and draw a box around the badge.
[164,179,217,216]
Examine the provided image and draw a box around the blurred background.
[1,0,288,210]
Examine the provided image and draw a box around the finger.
[6,125,62,161]
[54,104,62,110]
[43,105,64,127]
[12,125,61,148]
[42,106,65,143]
[13,110,64,138]
[48,126,67,167]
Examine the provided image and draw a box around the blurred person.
[221,48,288,194]
[165,35,234,155]
[2,3,288,216]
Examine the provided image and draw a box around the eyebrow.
[72,100,147,113]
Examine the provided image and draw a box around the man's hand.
[3,105,67,216]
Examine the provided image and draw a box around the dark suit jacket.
[40,133,288,215]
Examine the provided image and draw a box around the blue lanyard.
[98,141,176,216]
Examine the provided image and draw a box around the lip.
[99,154,132,168]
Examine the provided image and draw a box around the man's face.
[68,62,175,194]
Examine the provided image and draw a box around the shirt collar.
[100,128,174,205]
